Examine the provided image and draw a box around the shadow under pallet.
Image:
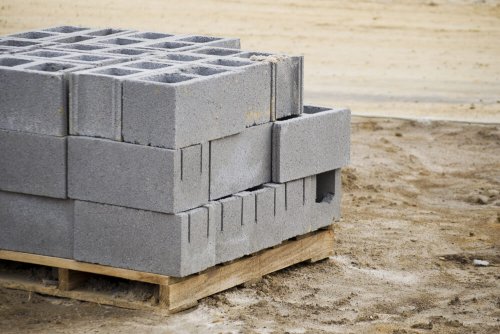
[0,226,334,313]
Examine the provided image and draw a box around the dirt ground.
[0,0,499,333]
[0,0,499,123]
[0,116,498,333]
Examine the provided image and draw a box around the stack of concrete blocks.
[0,26,350,277]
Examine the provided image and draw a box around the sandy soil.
[0,116,498,333]
[0,0,499,122]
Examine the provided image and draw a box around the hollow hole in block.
[303,106,330,114]
[277,114,301,121]
[62,44,107,51]
[100,38,141,46]
[11,31,55,39]
[66,54,110,62]
[125,61,172,70]
[316,170,336,203]
[87,28,126,36]
[149,41,193,50]
[25,50,69,58]
[144,72,196,84]
[0,39,39,47]
[178,36,221,43]
[194,48,240,56]
[131,32,173,39]
[44,26,89,33]
[107,48,149,55]
[178,66,227,76]
[94,67,141,76]
[55,35,95,43]
[237,52,272,59]
[205,58,252,67]
[26,62,76,72]
[160,53,205,62]
[0,57,33,67]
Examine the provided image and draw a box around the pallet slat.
[0,227,334,312]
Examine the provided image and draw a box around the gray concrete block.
[0,57,90,136]
[122,62,271,149]
[309,169,342,230]
[235,52,303,120]
[282,178,311,240]
[200,57,272,126]
[69,64,154,140]
[0,191,74,258]
[215,196,249,264]
[68,136,209,214]
[253,187,282,252]
[234,191,257,253]
[0,129,67,198]
[74,201,215,277]
[210,122,272,200]
[184,207,216,273]
[272,106,351,183]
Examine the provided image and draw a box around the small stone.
[473,259,489,266]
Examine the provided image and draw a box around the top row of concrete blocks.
[1,26,241,53]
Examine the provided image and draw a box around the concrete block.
[69,63,172,140]
[68,136,209,214]
[122,62,271,149]
[0,129,67,198]
[184,207,216,273]
[282,178,311,240]
[309,169,342,230]
[253,187,282,252]
[215,196,249,264]
[234,191,256,253]
[0,57,90,136]
[272,106,351,183]
[74,200,214,277]
[0,191,74,258]
[235,52,303,120]
[200,57,272,126]
[210,123,272,200]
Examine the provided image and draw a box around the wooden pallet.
[0,227,334,313]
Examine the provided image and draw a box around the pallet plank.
[0,228,334,313]
[0,250,170,285]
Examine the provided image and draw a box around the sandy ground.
[0,0,499,122]
[0,0,499,333]
[0,116,499,333]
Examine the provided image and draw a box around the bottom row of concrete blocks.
[0,169,341,277]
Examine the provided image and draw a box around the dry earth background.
[0,0,499,333]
